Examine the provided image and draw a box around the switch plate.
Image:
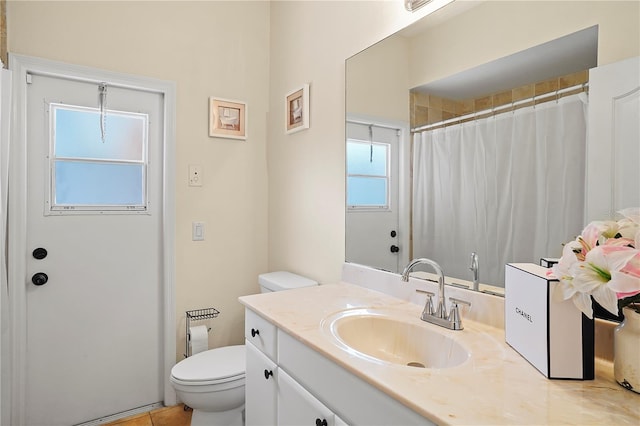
[189,165,202,187]
[192,222,205,241]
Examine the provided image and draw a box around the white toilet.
[170,271,318,426]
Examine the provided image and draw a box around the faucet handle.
[449,296,471,306]
[448,297,471,330]
[416,289,435,316]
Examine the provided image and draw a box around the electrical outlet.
[189,165,202,187]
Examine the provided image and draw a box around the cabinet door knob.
[264,369,273,380]
[251,328,260,337]
[315,419,327,426]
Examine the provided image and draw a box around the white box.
[505,263,594,380]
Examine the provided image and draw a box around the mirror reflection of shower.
[345,18,597,288]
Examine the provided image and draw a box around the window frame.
[46,102,150,215]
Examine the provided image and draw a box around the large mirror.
[345,1,600,291]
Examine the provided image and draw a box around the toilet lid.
[171,345,245,382]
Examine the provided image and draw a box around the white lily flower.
[569,246,637,317]
[553,207,640,318]
[608,270,640,294]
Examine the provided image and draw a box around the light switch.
[189,165,202,187]
[192,222,205,241]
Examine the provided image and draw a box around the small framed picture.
[209,97,247,140]
[285,84,310,134]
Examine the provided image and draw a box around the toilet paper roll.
[189,325,209,356]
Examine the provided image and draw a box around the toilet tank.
[258,271,318,293]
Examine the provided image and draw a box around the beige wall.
[1,0,6,66]
[346,34,410,123]
[8,1,270,361]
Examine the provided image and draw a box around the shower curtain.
[412,93,587,287]
[0,65,11,426]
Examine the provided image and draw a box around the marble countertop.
[239,282,639,425]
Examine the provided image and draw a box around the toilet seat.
[171,345,245,386]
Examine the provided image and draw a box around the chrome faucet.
[469,252,479,291]
[401,258,470,330]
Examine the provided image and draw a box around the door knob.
[264,369,273,380]
[390,230,397,237]
[32,273,48,286]
[390,245,399,253]
[32,248,48,260]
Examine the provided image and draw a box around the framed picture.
[285,84,310,134]
[209,97,247,140]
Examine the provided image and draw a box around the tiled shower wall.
[410,70,589,129]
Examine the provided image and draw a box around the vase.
[614,306,640,393]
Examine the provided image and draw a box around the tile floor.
[105,404,192,426]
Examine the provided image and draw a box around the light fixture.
[404,0,434,12]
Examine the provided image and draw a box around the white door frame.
[7,54,176,424]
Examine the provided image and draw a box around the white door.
[587,56,640,221]
[345,121,401,273]
[21,70,164,425]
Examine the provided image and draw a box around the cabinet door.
[246,341,277,426]
[278,369,334,426]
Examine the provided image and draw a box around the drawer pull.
[315,419,327,426]
[264,369,273,380]
[251,328,260,337]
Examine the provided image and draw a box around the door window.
[346,139,390,209]
[48,103,149,213]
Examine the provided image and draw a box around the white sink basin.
[322,308,470,369]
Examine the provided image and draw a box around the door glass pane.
[347,141,387,176]
[54,161,144,206]
[347,176,387,206]
[53,104,146,161]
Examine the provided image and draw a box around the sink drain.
[406,361,426,368]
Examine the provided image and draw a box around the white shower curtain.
[412,93,587,287]
[0,65,11,426]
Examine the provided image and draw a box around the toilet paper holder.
[184,307,220,358]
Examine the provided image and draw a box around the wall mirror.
[345,2,599,293]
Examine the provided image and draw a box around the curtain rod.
[347,120,401,131]
[411,82,588,133]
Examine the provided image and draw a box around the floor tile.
[104,412,153,426]
[150,404,192,426]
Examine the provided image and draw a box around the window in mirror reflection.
[346,140,389,208]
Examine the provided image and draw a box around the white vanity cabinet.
[244,307,432,426]
[245,308,342,426]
